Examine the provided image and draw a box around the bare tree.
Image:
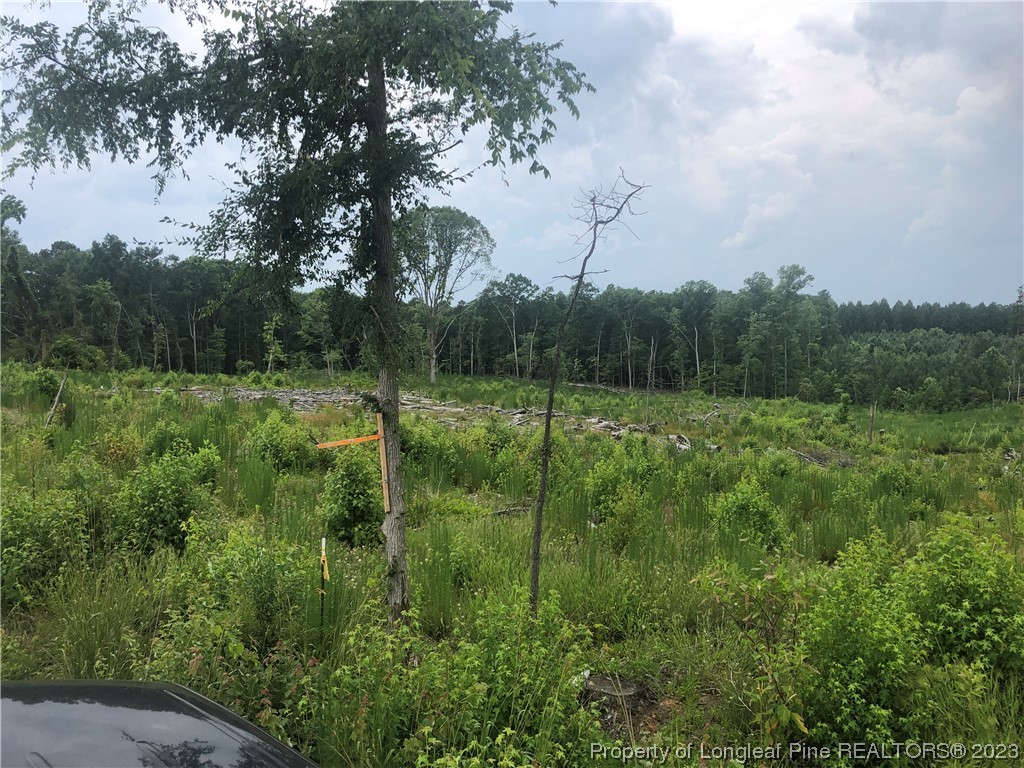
[529,171,648,615]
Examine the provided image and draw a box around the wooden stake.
[316,433,381,449]
[377,412,391,513]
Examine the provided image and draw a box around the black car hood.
[1,680,319,768]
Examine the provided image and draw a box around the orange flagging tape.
[316,433,382,449]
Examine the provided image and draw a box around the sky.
[3,1,1022,305]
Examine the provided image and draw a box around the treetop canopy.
[2,0,593,284]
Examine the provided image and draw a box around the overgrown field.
[2,363,1023,767]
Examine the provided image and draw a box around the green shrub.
[900,518,1024,673]
[101,424,143,469]
[714,478,787,550]
[144,608,319,746]
[586,457,626,520]
[493,427,582,501]
[481,415,517,454]
[1,488,88,607]
[676,450,736,497]
[248,410,320,472]
[872,462,915,497]
[406,594,601,767]
[46,336,107,371]
[0,362,34,404]
[141,418,189,459]
[319,594,601,767]
[754,450,801,481]
[156,386,183,410]
[320,447,384,547]
[29,366,63,399]
[586,435,655,521]
[801,533,924,749]
[601,482,650,554]
[314,610,416,764]
[113,444,221,551]
[182,523,310,650]
[0,363,73,418]
[399,415,459,482]
[55,444,118,545]
[699,559,814,745]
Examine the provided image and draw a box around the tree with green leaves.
[480,273,540,378]
[4,0,591,625]
[667,280,717,390]
[0,195,45,360]
[262,313,285,374]
[396,206,495,383]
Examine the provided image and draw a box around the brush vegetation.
[2,362,1023,766]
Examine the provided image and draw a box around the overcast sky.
[4,1,1022,305]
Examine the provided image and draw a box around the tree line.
[4,197,1021,412]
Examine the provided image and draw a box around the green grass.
[2,362,1022,766]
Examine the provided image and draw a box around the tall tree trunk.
[428,324,438,384]
[511,312,519,378]
[367,55,409,628]
[646,336,656,423]
[527,317,538,379]
[456,321,463,375]
[188,304,199,374]
[626,332,633,389]
[784,336,788,397]
[531,316,567,614]
[694,326,700,388]
[377,360,409,626]
[712,334,718,397]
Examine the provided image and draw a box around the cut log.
[668,434,691,452]
[584,674,643,700]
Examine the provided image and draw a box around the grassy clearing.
[2,361,1023,766]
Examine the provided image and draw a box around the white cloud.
[721,151,815,249]
[3,0,1020,304]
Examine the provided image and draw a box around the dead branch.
[787,447,856,468]
[44,373,68,428]
[530,170,649,615]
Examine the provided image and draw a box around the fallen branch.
[44,373,68,428]
[787,447,856,468]
[493,504,531,516]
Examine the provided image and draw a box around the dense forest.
[3,197,1022,411]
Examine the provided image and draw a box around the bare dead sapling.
[530,172,648,614]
